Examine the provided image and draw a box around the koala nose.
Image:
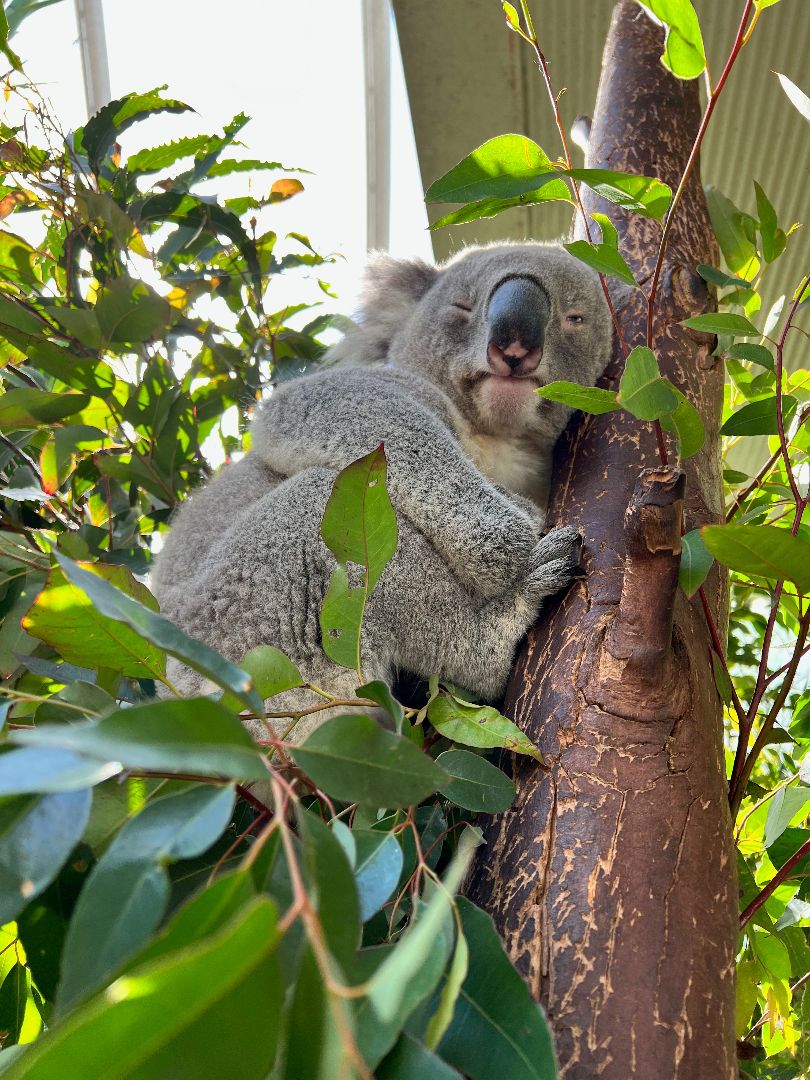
[486,276,550,377]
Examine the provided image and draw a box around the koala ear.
[326,253,439,366]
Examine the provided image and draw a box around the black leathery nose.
[486,276,551,353]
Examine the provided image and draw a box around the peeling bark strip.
[466,4,737,1078]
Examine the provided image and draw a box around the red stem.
[740,836,810,929]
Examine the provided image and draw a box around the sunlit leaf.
[776,72,810,123]
[617,346,678,420]
[535,382,619,414]
[564,240,636,285]
[425,136,559,205]
[635,0,706,79]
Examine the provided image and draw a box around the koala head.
[336,242,614,443]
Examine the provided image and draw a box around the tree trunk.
[466,4,738,1077]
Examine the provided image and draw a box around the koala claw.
[523,526,584,602]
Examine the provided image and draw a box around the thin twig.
[739,835,810,929]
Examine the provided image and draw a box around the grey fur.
[152,242,612,740]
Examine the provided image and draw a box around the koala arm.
[253,369,541,598]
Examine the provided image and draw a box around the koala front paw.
[524,525,583,603]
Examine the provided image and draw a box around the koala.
[152,242,613,742]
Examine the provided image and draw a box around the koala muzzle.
[486,276,551,377]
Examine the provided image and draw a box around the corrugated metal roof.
[392,0,808,311]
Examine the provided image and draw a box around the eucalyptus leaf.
[617,347,678,421]
[535,382,619,415]
[701,524,810,593]
[678,530,713,599]
[435,750,516,813]
[428,695,542,760]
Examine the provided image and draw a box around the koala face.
[348,243,614,445]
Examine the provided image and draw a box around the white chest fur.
[461,430,550,509]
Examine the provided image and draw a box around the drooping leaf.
[427,696,542,761]
[79,88,192,172]
[721,395,797,436]
[682,312,759,336]
[564,240,636,285]
[617,346,678,420]
[535,381,619,415]
[0,6,21,69]
[425,136,558,205]
[0,390,90,431]
[659,387,705,459]
[566,168,672,219]
[12,698,268,782]
[430,183,572,229]
[57,783,235,1011]
[764,788,810,848]
[50,554,259,709]
[424,928,469,1051]
[291,714,446,807]
[776,72,810,123]
[0,790,91,924]
[725,343,774,370]
[367,828,481,1024]
[23,563,167,681]
[238,645,303,700]
[753,181,786,264]
[435,750,516,813]
[415,898,557,1080]
[634,0,706,79]
[320,446,398,672]
[298,810,361,967]
[696,265,755,290]
[705,187,760,279]
[0,747,120,795]
[353,829,404,921]
[701,524,810,593]
[9,899,282,1080]
[377,1033,463,1079]
[678,530,713,598]
[95,276,172,346]
[357,680,405,732]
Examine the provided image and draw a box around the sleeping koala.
[152,242,613,741]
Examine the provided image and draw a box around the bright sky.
[10,0,433,313]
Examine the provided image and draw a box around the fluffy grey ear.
[326,253,439,366]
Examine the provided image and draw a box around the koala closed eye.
[565,313,585,325]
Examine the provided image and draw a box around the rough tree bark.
[467,4,738,1077]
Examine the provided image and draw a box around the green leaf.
[8,899,282,1080]
[678,530,713,598]
[95,276,172,346]
[705,187,759,279]
[320,446,398,672]
[239,645,303,700]
[696,265,754,290]
[424,929,469,1051]
[367,827,482,1024]
[0,964,30,1048]
[424,898,557,1080]
[378,1034,463,1080]
[591,212,619,247]
[0,389,90,430]
[711,653,733,706]
[564,240,636,285]
[501,2,520,30]
[764,788,810,848]
[429,184,572,230]
[79,87,192,172]
[635,0,706,79]
[0,6,22,69]
[427,696,542,761]
[725,343,774,370]
[566,168,672,219]
[353,829,404,921]
[535,381,619,415]
[776,72,810,123]
[57,784,235,1011]
[125,134,213,175]
[754,181,786,264]
[0,791,91,924]
[12,698,269,782]
[682,312,759,336]
[721,394,797,436]
[358,680,404,732]
[425,136,558,205]
[298,810,360,968]
[291,714,447,807]
[435,750,516,813]
[617,346,678,420]
[659,387,705,459]
[23,563,167,681]
[701,524,810,593]
[51,554,258,709]
[0,747,120,795]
